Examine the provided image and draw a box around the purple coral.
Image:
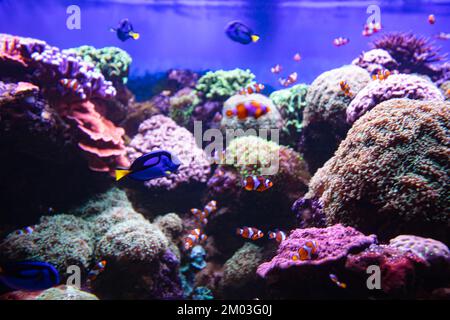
[257,224,377,278]
[126,115,211,190]
[0,33,116,101]
[352,48,398,75]
[389,235,450,268]
[347,73,444,124]
[371,32,446,75]
[291,197,326,228]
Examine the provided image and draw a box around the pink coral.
[257,224,376,278]
[126,115,210,190]
[56,100,129,174]
[345,244,427,295]
[347,73,444,124]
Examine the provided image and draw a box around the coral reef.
[0,285,99,300]
[440,81,450,100]
[56,100,130,173]
[257,224,376,298]
[388,235,450,269]
[371,32,446,78]
[0,34,116,101]
[169,87,199,128]
[0,189,184,300]
[126,115,210,191]
[195,69,255,101]
[206,136,310,255]
[0,214,95,276]
[220,93,283,135]
[219,243,267,299]
[346,73,444,124]
[299,65,371,173]
[191,69,256,133]
[65,45,132,85]
[269,84,308,147]
[352,48,398,75]
[303,99,450,242]
[345,244,428,297]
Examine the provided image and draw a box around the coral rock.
[347,73,444,124]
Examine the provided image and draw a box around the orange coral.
[56,100,130,174]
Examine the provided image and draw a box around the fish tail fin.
[115,169,131,181]
[251,34,260,42]
[130,32,140,40]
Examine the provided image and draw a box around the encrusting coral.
[301,99,450,242]
[346,73,444,124]
[299,65,371,173]
[352,48,398,75]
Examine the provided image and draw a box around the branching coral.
[0,34,116,101]
[304,99,450,241]
[65,45,132,84]
[347,73,444,124]
[299,65,371,173]
[195,68,255,101]
[269,84,308,147]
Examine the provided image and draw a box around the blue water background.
[1,0,449,89]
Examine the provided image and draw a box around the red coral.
[56,100,129,174]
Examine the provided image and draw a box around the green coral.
[195,68,255,101]
[0,214,95,275]
[169,88,200,127]
[270,84,308,146]
[66,45,132,84]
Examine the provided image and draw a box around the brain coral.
[269,84,309,147]
[195,68,255,101]
[304,99,450,241]
[347,73,444,124]
[126,115,211,190]
[299,65,371,173]
[220,93,283,135]
[352,48,398,75]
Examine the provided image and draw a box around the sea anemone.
[371,32,447,75]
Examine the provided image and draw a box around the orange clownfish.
[184,228,207,250]
[239,83,265,95]
[60,78,80,91]
[268,230,286,243]
[271,64,282,74]
[236,227,264,240]
[87,260,107,282]
[279,72,298,87]
[292,240,319,261]
[362,22,381,37]
[293,53,301,62]
[329,273,347,289]
[225,100,271,120]
[428,14,436,25]
[339,80,353,97]
[372,69,391,81]
[242,176,273,192]
[333,37,349,47]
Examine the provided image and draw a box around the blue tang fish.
[0,261,60,291]
[115,150,182,181]
[225,21,259,44]
[110,19,140,42]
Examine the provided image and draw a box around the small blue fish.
[0,261,60,291]
[225,21,259,44]
[110,19,140,42]
[115,150,181,181]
